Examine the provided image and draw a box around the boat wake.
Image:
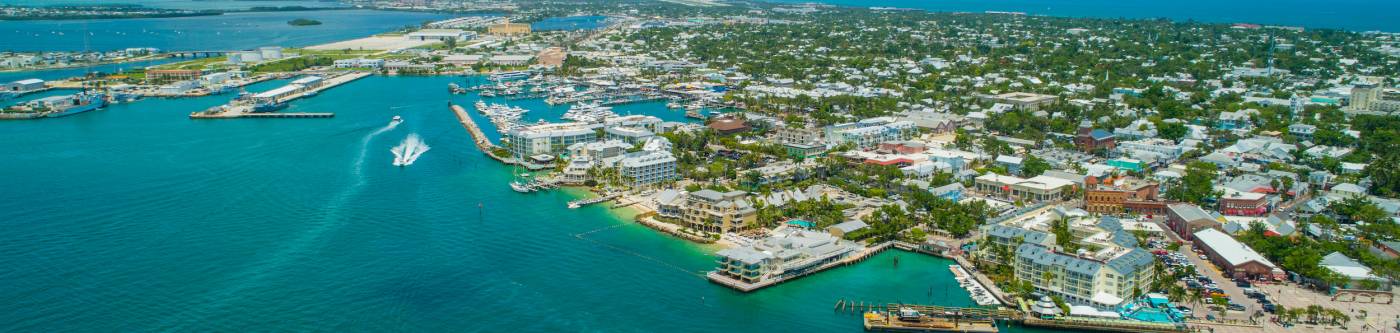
[158,122,398,329]
[390,134,430,167]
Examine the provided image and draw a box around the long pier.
[568,193,620,208]
[191,112,332,119]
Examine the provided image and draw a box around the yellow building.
[488,21,531,36]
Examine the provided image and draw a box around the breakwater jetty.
[448,103,551,171]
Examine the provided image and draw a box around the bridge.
[167,51,229,58]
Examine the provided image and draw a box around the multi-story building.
[776,125,826,158]
[1075,122,1117,153]
[487,21,531,36]
[1014,241,1155,308]
[974,173,1076,203]
[145,69,200,84]
[899,110,962,134]
[981,207,1155,308]
[616,150,678,187]
[979,92,1058,111]
[1117,138,1189,166]
[1217,187,1269,216]
[826,118,916,150]
[504,122,598,158]
[681,190,758,233]
[1349,84,1400,113]
[604,126,654,144]
[1084,176,1166,216]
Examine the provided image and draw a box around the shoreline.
[0,55,166,75]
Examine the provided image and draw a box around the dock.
[187,72,369,119]
[568,193,620,208]
[844,302,1014,333]
[190,112,333,119]
[272,71,371,104]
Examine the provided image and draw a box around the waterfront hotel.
[981,207,1156,309]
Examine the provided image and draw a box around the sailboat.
[509,166,533,193]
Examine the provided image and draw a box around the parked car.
[1227,303,1246,311]
[1235,280,1252,288]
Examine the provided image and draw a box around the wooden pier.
[568,193,620,208]
[841,302,1013,333]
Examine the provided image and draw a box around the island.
[0,4,220,21]
[287,18,322,26]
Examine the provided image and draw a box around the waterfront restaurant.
[712,228,863,289]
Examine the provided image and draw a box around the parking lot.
[1174,243,1262,320]
[1170,242,1399,332]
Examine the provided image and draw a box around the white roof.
[253,84,301,98]
[1193,228,1276,269]
[1090,292,1125,307]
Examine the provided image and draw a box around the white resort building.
[712,228,864,287]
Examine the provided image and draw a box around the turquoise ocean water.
[0,75,1064,332]
[0,9,452,52]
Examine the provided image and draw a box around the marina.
[949,265,999,306]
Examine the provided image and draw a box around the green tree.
[1158,121,1188,141]
[1364,153,1400,198]
[1166,161,1219,205]
[1021,154,1051,177]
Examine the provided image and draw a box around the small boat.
[510,181,533,193]
[685,110,707,120]
[390,115,402,125]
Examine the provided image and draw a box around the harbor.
[188,71,370,119]
[948,265,999,306]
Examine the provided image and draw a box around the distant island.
[287,18,322,26]
[0,5,219,21]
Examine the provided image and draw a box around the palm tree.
[1167,285,1186,304]
[1041,270,1058,292]
[1186,290,1203,313]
